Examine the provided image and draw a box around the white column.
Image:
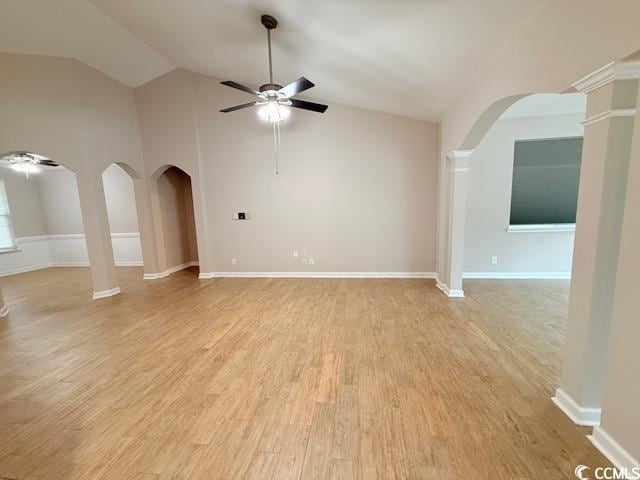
[553,61,639,425]
[76,172,120,299]
[0,287,8,317]
[436,149,473,297]
[143,178,169,279]
[589,92,640,470]
[131,177,160,277]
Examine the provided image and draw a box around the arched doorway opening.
[0,151,91,299]
[151,165,199,277]
[462,92,586,284]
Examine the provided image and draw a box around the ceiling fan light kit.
[0,151,59,179]
[220,14,328,174]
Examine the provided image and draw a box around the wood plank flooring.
[0,268,609,479]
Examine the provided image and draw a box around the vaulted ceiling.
[1,0,548,121]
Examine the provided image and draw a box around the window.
[0,180,18,252]
[508,136,583,232]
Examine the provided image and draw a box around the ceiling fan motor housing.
[261,15,278,30]
[260,83,283,93]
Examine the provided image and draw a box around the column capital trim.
[446,149,474,172]
[573,61,640,94]
[582,108,637,126]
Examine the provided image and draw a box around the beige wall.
[465,113,583,274]
[157,167,198,268]
[174,72,437,273]
[37,169,84,235]
[0,168,46,237]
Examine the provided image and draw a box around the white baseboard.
[0,305,8,317]
[115,261,144,267]
[2,234,143,277]
[144,262,198,280]
[589,427,640,472]
[0,263,53,277]
[197,271,436,279]
[447,289,465,297]
[552,388,601,426]
[464,272,571,279]
[434,276,465,297]
[92,287,121,300]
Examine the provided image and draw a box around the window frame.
[507,135,582,232]
[0,179,19,254]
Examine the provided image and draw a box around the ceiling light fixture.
[10,163,40,177]
[257,100,291,123]
[0,151,59,179]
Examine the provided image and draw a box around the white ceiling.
[1,0,550,121]
[0,0,173,87]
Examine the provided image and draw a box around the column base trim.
[92,287,121,300]
[588,426,640,471]
[551,388,601,426]
[0,305,8,317]
[435,276,465,298]
[144,262,198,280]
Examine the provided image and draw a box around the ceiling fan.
[0,151,59,178]
[219,14,328,122]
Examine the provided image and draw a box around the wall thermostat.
[233,212,250,220]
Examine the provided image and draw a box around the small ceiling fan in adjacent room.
[219,15,328,173]
[0,151,59,178]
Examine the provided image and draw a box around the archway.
[0,152,92,297]
[150,165,199,277]
[462,93,586,283]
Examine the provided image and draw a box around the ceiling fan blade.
[278,77,315,98]
[220,80,260,96]
[38,160,59,166]
[289,98,328,113]
[220,102,258,113]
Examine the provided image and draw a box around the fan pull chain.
[273,121,281,175]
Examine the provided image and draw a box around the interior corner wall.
[464,113,584,276]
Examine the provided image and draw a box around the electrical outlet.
[302,258,308,265]
[308,258,314,265]
[491,256,498,265]
[231,258,237,266]
[293,250,299,258]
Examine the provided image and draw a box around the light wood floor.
[0,268,609,479]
